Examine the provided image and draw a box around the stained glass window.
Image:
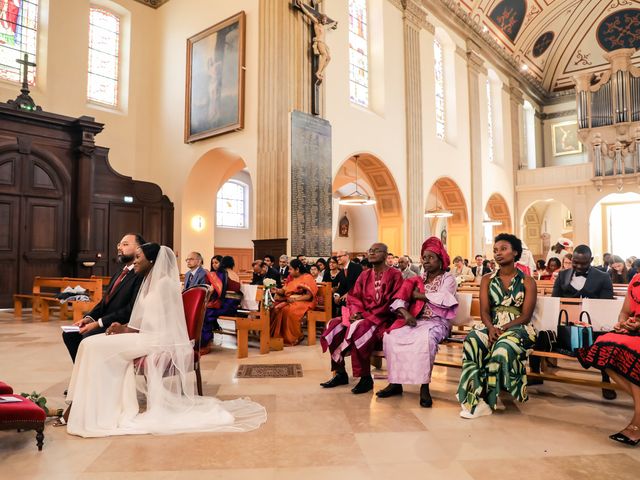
[349,0,368,107]
[88,7,120,107]
[0,1,39,85]
[434,39,445,140]
[217,181,248,229]
[486,79,494,162]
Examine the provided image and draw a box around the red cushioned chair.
[0,392,46,451]
[134,285,211,396]
[0,381,13,394]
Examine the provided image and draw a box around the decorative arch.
[485,193,513,237]
[521,199,573,259]
[333,153,403,255]
[182,148,250,263]
[426,177,469,258]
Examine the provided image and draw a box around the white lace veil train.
[127,246,266,434]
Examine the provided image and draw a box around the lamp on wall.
[424,188,453,218]
[338,155,376,206]
[190,215,205,231]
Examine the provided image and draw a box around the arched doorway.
[425,177,469,258]
[182,148,253,269]
[521,199,573,261]
[485,192,512,236]
[589,192,640,264]
[333,154,403,256]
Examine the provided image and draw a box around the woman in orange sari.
[270,259,318,346]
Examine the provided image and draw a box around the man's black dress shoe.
[602,388,617,400]
[376,383,403,398]
[320,372,349,388]
[351,375,373,394]
[419,384,433,408]
[610,425,640,446]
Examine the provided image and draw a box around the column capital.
[390,0,434,31]
[508,78,525,104]
[466,41,487,75]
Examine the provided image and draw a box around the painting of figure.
[552,121,582,156]
[185,12,246,143]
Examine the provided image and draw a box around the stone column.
[466,42,487,256]
[255,0,315,257]
[508,80,524,235]
[398,0,430,259]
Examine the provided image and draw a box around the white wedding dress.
[66,246,267,438]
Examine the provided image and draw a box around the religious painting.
[185,12,246,143]
[551,121,582,157]
[597,9,640,52]
[339,213,349,237]
[488,0,526,43]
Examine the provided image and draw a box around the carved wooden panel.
[213,247,254,273]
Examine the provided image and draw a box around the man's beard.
[118,253,134,264]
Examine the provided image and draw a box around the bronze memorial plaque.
[291,110,332,257]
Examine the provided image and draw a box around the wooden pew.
[14,277,103,321]
[219,286,271,358]
[306,282,333,346]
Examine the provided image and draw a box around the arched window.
[486,79,494,163]
[348,0,368,107]
[0,0,39,84]
[433,39,445,140]
[216,180,248,229]
[88,7,120,107]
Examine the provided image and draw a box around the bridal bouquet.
[263,278,277,309]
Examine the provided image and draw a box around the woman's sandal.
[609,424,640,446]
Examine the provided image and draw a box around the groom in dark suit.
[62,233,146,362]
[550,244,616,398]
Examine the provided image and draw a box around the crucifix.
[7,52,41,111]
[292,0,337,116]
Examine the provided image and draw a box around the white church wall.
[324,0,407,251]
[151,0,261,260]
[332,205,377,254]
[0,0,158,181]
[542,98,587,167]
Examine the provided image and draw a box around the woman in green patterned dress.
[457,233,537,419]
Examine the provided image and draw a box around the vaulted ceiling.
[448,0,640,93]
[132,0,169,8]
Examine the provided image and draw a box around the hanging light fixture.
[338,155,376,206]
[482,215,502,226]
[424,187,453,218]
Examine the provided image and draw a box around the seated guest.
[360,259,371,271]
[66,244,266,437]
[516,243,536,277]
[320,243,403,394]
[626,257,637,271]
[539,257,561,281]
[296,254,308,267]
[210,255,223,272]
[578,274,640,446]
[269,259,317,346]
[262,261,282,286]
[200,256,243,355]
[251,260,265,285]
[457,233,537,419]
[334,250,363,308]
[536,259,546,273]
[597,252,612,272]
[549,244,615,398]
[561,253,573,271]
[482,259,493,274]
[398,255,417,280]
[546,237,572,264]
[63,233,145,363]
[378,237,458,407]
[629,259,640,281]
[309,264,323,283]
[323,256,343,317]
[610,255,629,284]
[183,251,208,290]
[277,255,290,283]
[452,256,474,283]
[471,255,488,278]
[263,254,276,269]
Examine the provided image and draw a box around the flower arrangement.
[263,278,277,309]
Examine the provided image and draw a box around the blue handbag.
[557,310,594,354]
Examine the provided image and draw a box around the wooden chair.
[219,286,271,358]
[134,285,210,396]
[306,282,333,346]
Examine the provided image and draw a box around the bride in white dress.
[66,243,267,437]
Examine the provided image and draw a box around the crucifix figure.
[292,0,337,115]
[7,52,41,111]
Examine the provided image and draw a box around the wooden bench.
[219,286,271,358]
[306,282,333,346]
[14,277,103,322]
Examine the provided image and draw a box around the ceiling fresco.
[448,0,640,93]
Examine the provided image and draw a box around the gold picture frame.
[184,12,246,143]
[551,120,582,157]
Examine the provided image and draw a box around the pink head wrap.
[421,236,450,271]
